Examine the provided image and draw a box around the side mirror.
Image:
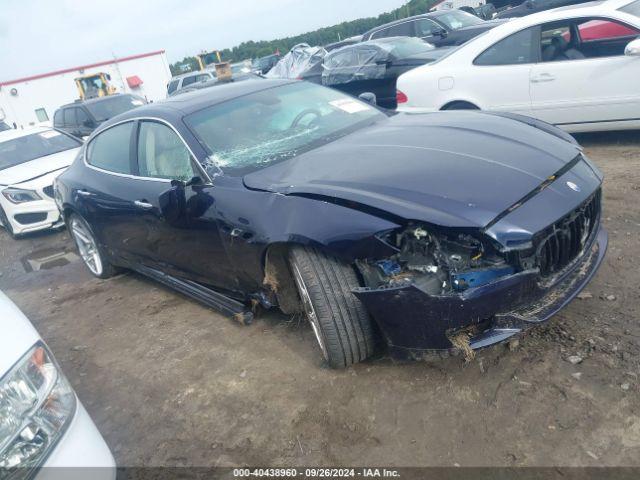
[158,181,186,224]
[433,28,447,37]
[625,38,640,56]
[358,92,377,106]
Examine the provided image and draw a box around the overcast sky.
[0,0,407,81]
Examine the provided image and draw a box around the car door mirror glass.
[625,38,640,56]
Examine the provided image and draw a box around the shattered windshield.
[185,82,384,176]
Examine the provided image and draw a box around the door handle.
[134,200,154,210]
[77,190,93,197]
[531,73,556,83]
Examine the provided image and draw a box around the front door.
[530,17,640,127]
[133,120,236,290]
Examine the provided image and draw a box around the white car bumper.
[0,170,66,236]
[35,402,116,480]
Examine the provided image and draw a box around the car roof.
[58,93,136,110]
[170,69,215,81]
[0,126,52,142]
[363,10,457,36]
[455,0,637,48]
[114,78,296,121]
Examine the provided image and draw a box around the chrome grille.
[536,189,600,278]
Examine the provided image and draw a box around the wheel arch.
[440,100,481,111]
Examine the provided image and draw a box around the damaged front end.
[352,208,607,359]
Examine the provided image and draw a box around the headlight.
[0,343,76,475]
[2,188,41,204]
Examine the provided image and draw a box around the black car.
[55,79,606,369]
[53,94,146,138]
[361,10,507,47]
[169,73,263,97]
[495,0,589,18]
[252,53,281,74]
[322,37,453,108]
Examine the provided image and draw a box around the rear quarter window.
[474,27,537,65]
[86,122,135,174]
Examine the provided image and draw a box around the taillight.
[396,89,408,104]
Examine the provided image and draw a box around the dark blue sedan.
[54,79,607,368]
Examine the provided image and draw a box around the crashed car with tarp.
[322,37,453,108]
[266,43,327,83]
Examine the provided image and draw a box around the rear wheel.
[68,214,117,279]
[289,245,376,368]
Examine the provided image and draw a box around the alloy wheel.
[292,263,329,361]
[70,217,103,276]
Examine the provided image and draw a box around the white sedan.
[396,0,640,132]
[0,127,81,238]
[0,290,115,479]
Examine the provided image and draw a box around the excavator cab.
[196,50,221,71]
[75,73,117,100]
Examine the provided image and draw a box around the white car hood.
[0,291,40,375]
[0,148,79,187]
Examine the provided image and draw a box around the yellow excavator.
[196,50,222,71]
[74,73,117,100]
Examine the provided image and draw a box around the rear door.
[470,26,537,115]
[80,120,153,264]
[529,17,640,127]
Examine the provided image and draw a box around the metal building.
[0,50,171,129]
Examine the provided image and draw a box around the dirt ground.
[1,130,639,467]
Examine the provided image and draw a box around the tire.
[0,206,19,239]
[67,213,117,279]
[289,245,376,368]
[442,101,479,110]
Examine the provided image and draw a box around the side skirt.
[134,264,254,325]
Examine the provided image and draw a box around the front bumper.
[35,401,116,480]
[0,197,63,235]
[353,227,608,359]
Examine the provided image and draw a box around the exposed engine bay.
[356,225,515,295]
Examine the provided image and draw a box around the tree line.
[170,0,437,75]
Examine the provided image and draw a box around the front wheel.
[68,214,117,279]
[289,245,376,368]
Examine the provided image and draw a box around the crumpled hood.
[244,112,587,230]
[0,148,79,186]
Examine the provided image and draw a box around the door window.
[86,122,135,174]
[137,121,197,181]
[415,18,440,36]
[53,110,63,127]
[371,21,414,39]
[167,80,179,94]
[35,108,49,122]
[577,18,639,42]
[76,108,91,127]
[474,27,537,65]
[63,108,76,126]
[539,18,639,61]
